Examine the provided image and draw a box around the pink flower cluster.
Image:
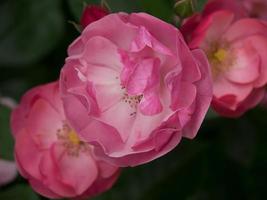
[9,0,267,198]
[182,0,267,117]
[10,9,213,199]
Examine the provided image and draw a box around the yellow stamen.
[214,48,227,62]
[68,130,80,145]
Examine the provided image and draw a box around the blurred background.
[0,0,267,199]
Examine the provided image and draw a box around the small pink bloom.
[11,82,120,199]
[182,7,267,117]
[0,158,17,186]
[80,5,109,29]
[60,13,213,166]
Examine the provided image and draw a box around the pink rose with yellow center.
[182,4,267,117]
[11,82,120,199]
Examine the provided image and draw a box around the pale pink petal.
[225,41,260,84]
[247,35,267,87]
[224,18,267,43]
[170,81,197,111]
[212,88,264,117]
[11,82,62,136]
[97,100,135,142]
[15,130,43,180]
[0,159,17,186]
[213,75,253,110]
[81,36,122,71]
[139,89,163,115]
[39,150,76,197]
[83,14,138,50]
[26,98,62,149]
[97,161,119,178]
[182,49,213,139]
[93,129,182,167]
[52,143,98,195]
[68,37,84,57]
[128,13,182,54]
[130,26,173,55]
[78,119,124,155]
[126,58,160,95]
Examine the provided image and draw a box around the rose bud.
[11,82,120,199]
[80,5,109,29]
[60,13,213,167]
[182,5,267,117]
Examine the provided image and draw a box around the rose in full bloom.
[80,5,109,29]
[60,13,213,166]
[182,7,267,117]
[0,158,17,186]
[11,82,120,199]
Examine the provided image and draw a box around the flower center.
[57,123,89,156]
[213,48,227,63]
[122,92,143,109]
[68,130,80,145]
[206,43,235,79]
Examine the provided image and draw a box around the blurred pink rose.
[181,0,247,42]
[11,82,120,199]
[207,0,267,20]
[182,9,267,117]
[60,13,213,166]
[80,5,109,29]
[0,159,17,186]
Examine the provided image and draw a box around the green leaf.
[0,0,64,66]
[174,0,194,19]
[195,0,208,11]
[137,0,173,22]
[0,184,39,200]
[0,105,14,160]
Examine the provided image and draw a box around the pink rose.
[80,5,109,29]
[181,0,247,42]
[11,82,120,199]
[60,13,212,166]
[182,9,267,117]
[0,159,17,186]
